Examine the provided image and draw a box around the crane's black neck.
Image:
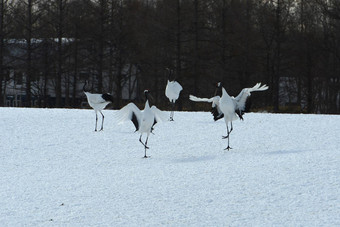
[83,81,88,92]
[144,90,150,102]
[166,68,175,82]
[214,82,222,96]
[214,87,218,96]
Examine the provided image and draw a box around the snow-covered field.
[0,107,339,226]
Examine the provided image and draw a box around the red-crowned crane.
[116,90,167,158]
[219,83,268,150]
[165,68,183,121]
[83,81,114,131]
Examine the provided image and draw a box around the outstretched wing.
[190,95,223,121]
[189,95,214,103]
[233,83,268,117]
[115,103,142,131]
[189,95,221,108]
[150,106,168,126]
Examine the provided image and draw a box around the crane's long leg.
[222,122,233,139]
[170,102,175,121]
[99,111,104,131]
[224,134,232,150]
[95,110,98,131]
[223,122,232,150]
[139,135,149,149]
[143,136,150,158]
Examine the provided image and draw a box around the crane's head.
[165,67,175,81]
[144,90,150,100]
[144,90,154,102]
[213,82,222,96]
[83,80,88,92]
[216,82,222,88]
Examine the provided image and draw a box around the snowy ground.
[0,107,339,226]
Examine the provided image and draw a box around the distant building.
[2,39,138,107]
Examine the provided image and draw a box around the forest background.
[0,0,339,114]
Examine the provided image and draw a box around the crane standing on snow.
[83,81,114,131]
[165,68,183,121]
[219,83,268,150]
[116,90,167,158]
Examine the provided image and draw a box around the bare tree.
[12,0,41,107]
[0,0,11,106]
[54,0,67,107]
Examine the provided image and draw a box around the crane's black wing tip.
[235,109,244,120]
[244,97,252,112]
[102,93,114,103]
[211,107,224,121]
[131,112,139,131]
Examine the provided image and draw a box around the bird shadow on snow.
[266,149,309,155]
[172,155,217,163]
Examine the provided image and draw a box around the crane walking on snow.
[116,90,167,158]
[165,68,183,121]
[219,83,268,150]
[83,81,114,131]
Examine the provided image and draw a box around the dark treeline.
[0,0,339,113]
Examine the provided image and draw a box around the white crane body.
[165,80,183,121]
[83,82,114,131]
[116,91,167,158]
[219,83,269,150]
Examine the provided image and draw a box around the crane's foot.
[224,146,232,150]
[143,155,150,158]
[169,118,174,121]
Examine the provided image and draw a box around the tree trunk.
[115,51,123,108]
[240,0,251,88]
[25,0,33,107]
[176,0,182,110]
[273,0,282,112]
[56,0,64,107]
[43,40,49,108]
[72,36,78,108]
[306,52,313,113]
[193,0,199,96]
[0,0,5,106]
[221,0,227,80]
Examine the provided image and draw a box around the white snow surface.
[0,107,339,226]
